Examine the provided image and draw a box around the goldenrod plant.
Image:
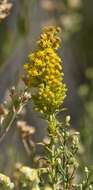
[0,27,93,190]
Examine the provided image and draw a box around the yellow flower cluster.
[0,173,14,190]
[24,26,67,116]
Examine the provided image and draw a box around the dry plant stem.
[22,139,31,156]
[22,138,35,156]
[0,111,16,143]
[0,103,25,144]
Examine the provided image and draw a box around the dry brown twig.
[17,121,35,155]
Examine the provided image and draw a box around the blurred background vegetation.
[0,0,93,175]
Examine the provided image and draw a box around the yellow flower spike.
[23,26,67,117]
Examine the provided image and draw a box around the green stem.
[62,131,67,189]
[47,114,58,189]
